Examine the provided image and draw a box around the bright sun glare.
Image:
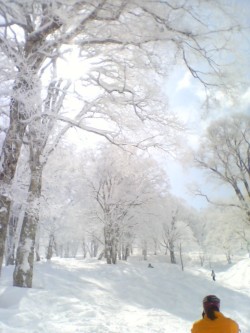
[58,49,90,81]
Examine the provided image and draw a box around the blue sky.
[161,59,250,210]
[159,0,250,209]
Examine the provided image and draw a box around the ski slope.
[0,256,249,333]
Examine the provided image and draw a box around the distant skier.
[148,263,154,268]
[211,270,216,281]
[191,295,239,333]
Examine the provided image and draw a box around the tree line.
[0,0,248,287]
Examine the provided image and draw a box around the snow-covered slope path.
[0,258,249,333]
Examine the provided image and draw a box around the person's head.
[203,295,220,320]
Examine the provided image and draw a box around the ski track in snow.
[0,257,250,333]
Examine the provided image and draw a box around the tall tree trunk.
[0,6,62,274]
[153,238,158,255]
[104,224,120,264]
[0,197,11,271]
[13,164,42,288]
[142,241,147,260]
[199,252,205,267]
[82,240,87,259]
[121,243,130,261]
[111,241,118,264]
[6,213,19,266]
[46,234,55,260]
[104,226,112,264]
[169,241,176,264]
[0,84,27,273]
[179,243,184,271]
[12,77,70,286]
[90,238,99,258]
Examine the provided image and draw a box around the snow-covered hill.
[0,257,249,333]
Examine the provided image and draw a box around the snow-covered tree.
[84,145,168,264]
[135,194,197,264]
[12,78,73,287]
[0,0,247,284]
[38,145,90,259]
[158,196,195,264]
[201,206,242,264]
[194,114,250,223]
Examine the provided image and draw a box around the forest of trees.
[0,0,249,288]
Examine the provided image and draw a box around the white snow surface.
[0,256,250,333]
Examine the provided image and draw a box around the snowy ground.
[0,256,250,333]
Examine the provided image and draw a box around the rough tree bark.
[5,213,19,266]
[0,78,34,274]
[13,161,43,287]
[0,4,62,274]
[13,80,71,287]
